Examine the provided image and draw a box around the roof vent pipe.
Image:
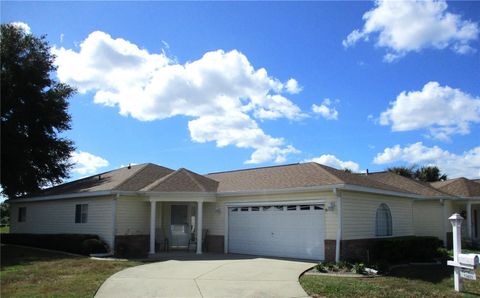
[366,169,369,175]
[128,164,131,169]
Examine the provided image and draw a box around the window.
[75,204,88,223]
[314,205,324,210]
[240,207,249,212]
[287,205,297,211]
[18,207,26,222]
[300,205,311,210]
[375,203,392,236]
[231,208,238,212]
[251,206,260,211]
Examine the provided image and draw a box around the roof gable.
[431,177,480,197]
[143,168,218,192]
[115,163,174,191]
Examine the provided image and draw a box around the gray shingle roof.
[23,162,478,199]
[206,162,408,193]
[431,178,480,197]
[365,171,450,197]
[26,163,174,197]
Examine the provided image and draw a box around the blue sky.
[2,1,480,180]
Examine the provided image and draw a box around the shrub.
[371,236,442,264]
[1,233,109,255]
[81,238,108,254]
[351,262,366,274]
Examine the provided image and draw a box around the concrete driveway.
[95,255,315,298]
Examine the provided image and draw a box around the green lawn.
[301,265,480,298]
[1,244,142,297]
[0,226,9,233]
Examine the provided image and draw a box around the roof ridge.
[113,163,151,190]
[207,163,301,175]
[181,168,207,192]
[141,168,180,191]
[311,163,348,184]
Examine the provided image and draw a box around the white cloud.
[70,151,109,175]
[305,154,360,172]
[343,0,479,61]
[379,82,480,141]
[312,98,339,120]
[373,142,480,178]
[285,78,302,94]
[53,31,303,164]
[10,22,31,34]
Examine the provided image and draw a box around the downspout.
[111,193,119,255]
[441,199,447,247]
[334,188,342,263]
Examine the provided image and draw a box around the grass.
[0,226,9,233]
[1,244,142,297]
[301,264,480,298]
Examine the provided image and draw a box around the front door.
[170,205,190,247]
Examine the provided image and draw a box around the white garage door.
[228,204,325,260]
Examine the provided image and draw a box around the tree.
[414,166,447,182]
[1,24,76,198]
[387,166,416,179]
[0,202,9,226]
[387,165,447,182]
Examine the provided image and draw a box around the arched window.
[376,203,392,236]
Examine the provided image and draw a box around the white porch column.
[149,200,156,254]
[467,201,472,241]
[196,200,203,254]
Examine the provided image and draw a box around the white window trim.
[375,203,393,237]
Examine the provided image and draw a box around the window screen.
[375,203,392,236]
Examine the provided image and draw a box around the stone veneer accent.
[324,238,379,262]
[206,235,224,253]
[115,235,149,258]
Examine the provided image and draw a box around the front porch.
[147,194,217,256]
[449,200,480,247]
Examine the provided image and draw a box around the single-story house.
[8,162,480,261]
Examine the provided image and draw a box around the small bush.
[81,238,108,254]
[316,261,368,275]
[351,262,366,274]
[1,233,109,255]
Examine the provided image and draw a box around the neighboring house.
[8,162,480,261]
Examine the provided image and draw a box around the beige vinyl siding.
[10,197,114,247]
[203,202,224,236]
[341,191,414,240]
[205,191,337,239]
[413,200,444,241]
[115,197,150,235]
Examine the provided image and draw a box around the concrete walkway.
[95,255,315,298]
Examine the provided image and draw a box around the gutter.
[8,190,216,203]
[216,184,425,199]
[8,183,466,204]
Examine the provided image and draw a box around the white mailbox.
[458,254,479,269]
